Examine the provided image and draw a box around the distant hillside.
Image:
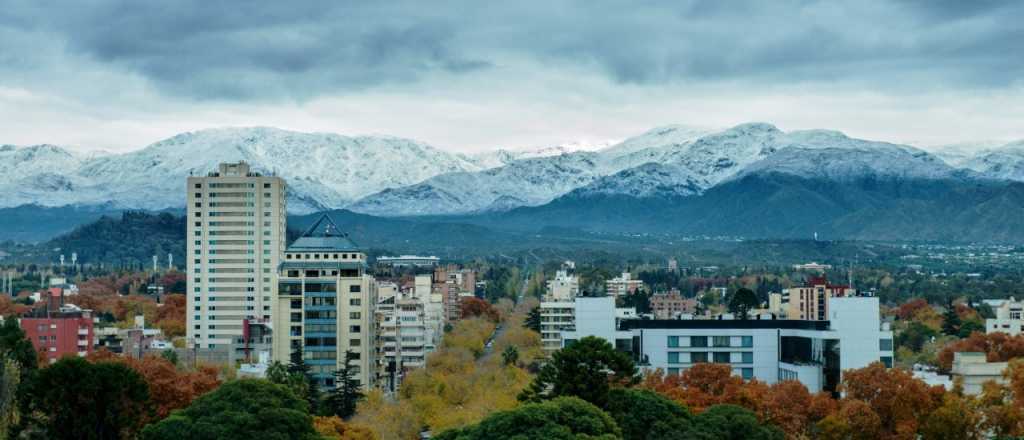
[36,211,187,266]
[472,174,1024,244]
[0,204,127,242]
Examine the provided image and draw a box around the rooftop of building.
[287,215,361,252]
[620,317,831,331]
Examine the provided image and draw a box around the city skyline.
[0,1,1021,153]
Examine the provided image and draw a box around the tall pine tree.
[942,302,962,336]
[288,344,321,414]
[326,350,364,419]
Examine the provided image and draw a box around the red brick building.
[19,288,94,363]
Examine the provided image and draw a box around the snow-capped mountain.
[960,141,1024,182]
[462,140,616,169]
[348,152,607,215]
[4,123,1021,219]
[733,130,964,182]
[566,163,703,198]
[0,127,483,213]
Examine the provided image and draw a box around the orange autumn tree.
[937,332,1024,373]
[460,297,500,322]
[641,363,773,414]
[840,362,942,439]
[643,363,836,439]
[86,350,220,421]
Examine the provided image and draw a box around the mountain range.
[2,123,1024,244]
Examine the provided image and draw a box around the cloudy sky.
[0,0,1021,153]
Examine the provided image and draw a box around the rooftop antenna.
[168,253,173,270]
[153,255,158,272]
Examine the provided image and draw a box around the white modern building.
[541,297,637,355]
[546,269,580,301]
[606,272,644,297]
[986,297,1024,335]
[187,161,286,351]
[376,255,440,268]
[561,296,893,394]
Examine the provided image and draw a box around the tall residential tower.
[187,162,286,352]
[272,215,378,389]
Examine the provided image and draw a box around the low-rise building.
[650,289,698,319]
[21,305,94,364]
[986,297,1024,335]
[606,272,644,297]
[546,269,580,301]
[562,296,892,394]
[951,352,1007,395]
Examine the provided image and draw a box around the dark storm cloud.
[1,0,1021,101]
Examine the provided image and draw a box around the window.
[350,338,361,347]
[667,367,680,376]
[741,352,753,363]
[349,312,361,320]
[349,325,361,333]
[880,356,893,368]
[713,336,730,347]
[668,336,680,348]
[290,312,302,323]
[264,183,271,188]
[741,368,753,380]
[691,352,708,363]
[690,336,708,348]
[349,285,361,293]
[668,352,681,364]
[741,336,753,347]
[713,352,730,363]
[880,339,893,351]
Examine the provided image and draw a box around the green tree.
[0,318,37,375]
[142,379,321,440]
[689,405,784,440]
[941,303,961,336]
[0,355,20,439]
[897,321,938,352]
[160,349,179,366]
[435,396,620,440]
[958,320,985,338]
[728,288,759,319]
[325,350,364,419]
[524,306,541,333]
[289,344,321,413]
[603,389,692,440]
[519,336,638,408]
[502,345,520,366]
[23,357,152,440]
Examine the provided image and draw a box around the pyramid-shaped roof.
[287,214,360,252]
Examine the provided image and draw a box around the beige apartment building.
[271,215,378,389]
[783,276,855,321]
[187,162,286,351]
